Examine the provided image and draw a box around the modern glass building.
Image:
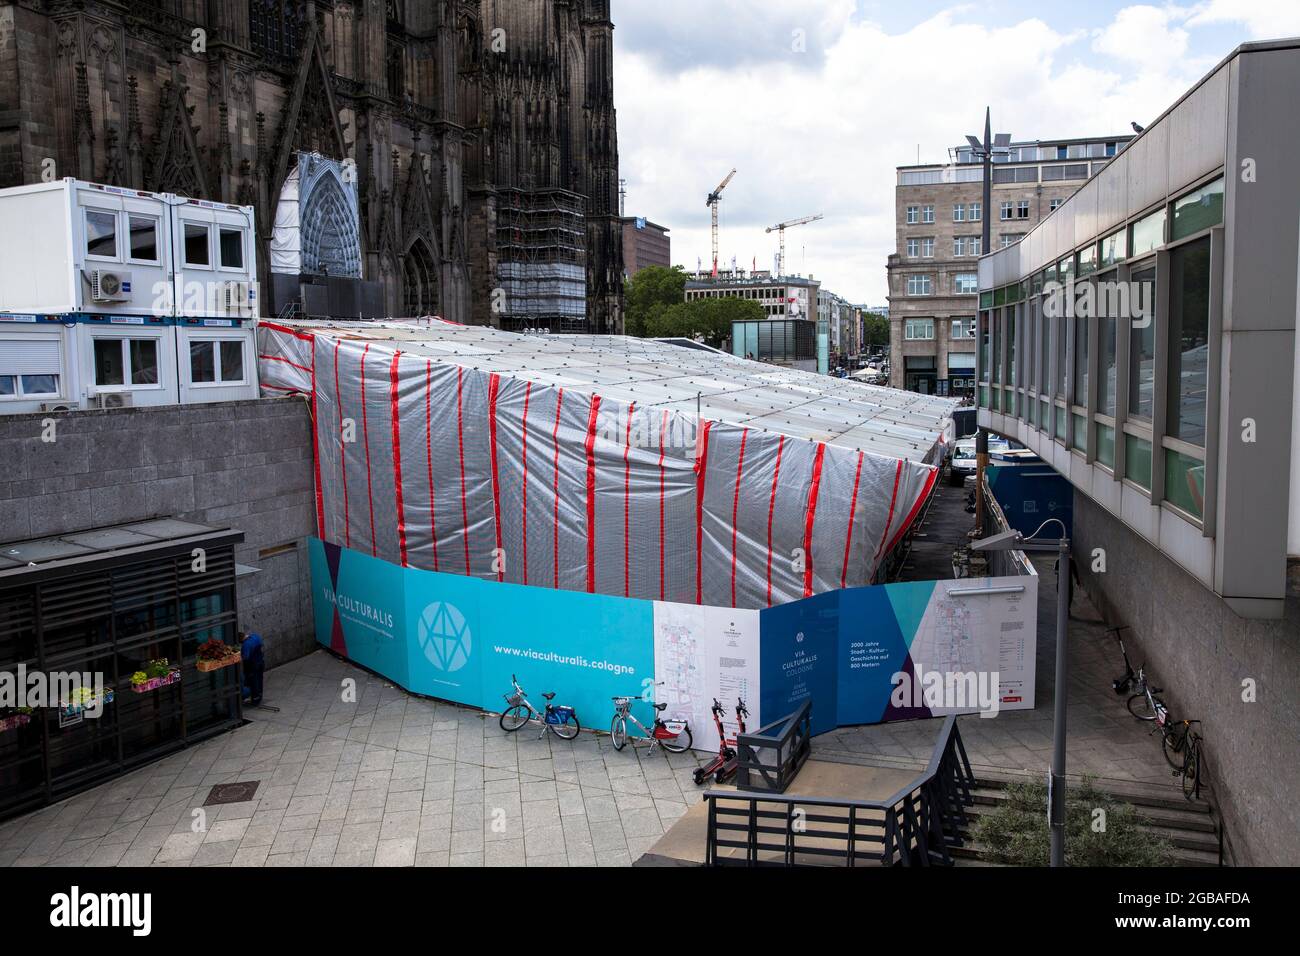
[975,39,1300,865]
[977,39,1300,620]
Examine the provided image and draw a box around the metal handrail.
[704,714,976,866]
[733,699,812,793]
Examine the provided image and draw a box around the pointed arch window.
[402,240,438,317]
[251,0,300,60]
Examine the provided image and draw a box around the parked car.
[948,435,1010,486]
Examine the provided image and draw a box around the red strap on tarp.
[390,352,408,566]
[623,402,635,597]
[730,428,749,608]
[457,365,471,575]
[259,321,315,343]
[552,388,565,589]
[657,411,669,602]
[695,420,713,605]
[883,465,939,557]
[874,459,904,562]
[840,451,865,589]
[766,435,785,607]
[311,343,324,536]
[584,394,602,593]
[802,443,826,598]
[360,344,377,558]
[424,360,440,571]
[334,340,350,549]
[488,373,504,582]
[521,381,532,586]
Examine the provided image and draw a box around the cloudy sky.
[611,0,1300,304]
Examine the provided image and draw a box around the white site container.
[0,178,257,319]
[0,179,259,413]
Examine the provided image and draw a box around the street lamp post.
[964,110,1009,534]
[972,518,1071,866]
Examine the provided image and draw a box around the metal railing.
[733,699,812,794]
[704,714,976,867]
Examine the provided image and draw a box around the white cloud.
[613,3,1247,303]
[1187,0,1300,39]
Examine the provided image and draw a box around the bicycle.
[1163,718,1206,801]
[610,686,692,754]
[498,674,581,740]
[1125,663,1167,727]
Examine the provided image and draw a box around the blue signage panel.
[758,590,839,736]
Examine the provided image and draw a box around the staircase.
[952,777,1223,866]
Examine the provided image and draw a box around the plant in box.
[131,658,181,693]
[196,639,242,673]
[0,706,34,733]
[59,685,114,717]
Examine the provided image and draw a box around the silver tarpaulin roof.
[258,319,956,609]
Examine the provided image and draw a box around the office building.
[685,271,821,372]
[621,217,671,279]
[889,131,1133,396]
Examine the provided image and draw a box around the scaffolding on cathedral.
[496,187,589,332]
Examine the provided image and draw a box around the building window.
[1016,200,1030,220]
[0,373,60,399]
[1167,236,1212,446]
[190,340,246,385]
[906,205,919,224]
[85,210,118,259]
[953,204,966,222]
[219,228,244,270]
[1130,207,1166,258]
[250,0,301,59]
[954,237,968,257]
[906,274,933,296]
[1000,201,1013,221]
[93,337,160,388]
[128,216,159,263]
[1049,199,1063,211]
[906,238,919,257]
[1098,313,1117,416]
[969,202,982,222]
[905,318,935,340]
[1171,177,1225,241]
[951,317,976,339]
[1000,234,1023,249]
[1073,305,1089,407]
[922,205,935,224]
[1128,266,1156,420]
[954,274,978,295]
[183,223,210,267]
[921,237,935,258]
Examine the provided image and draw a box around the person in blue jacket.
[240,631,265,706]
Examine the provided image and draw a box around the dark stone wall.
[0,398,317,669]
[1073,492,1300,866]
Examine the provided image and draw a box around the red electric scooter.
[692,698,736,785]
[714,698,748,784]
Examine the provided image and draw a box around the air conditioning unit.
[87,269,133,303]
[39,402,75,412]
[223,280,252,314]
[92,391,134,409]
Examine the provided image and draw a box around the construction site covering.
[257,320,957,609]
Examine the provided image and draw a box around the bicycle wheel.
[551,711,581,740]
[1182,740,1203,801]
[660,724,693,754]
[499,705,531,732]
[1162,725,1185,769]
[1127,692,1158,720]
[610,716,628,751]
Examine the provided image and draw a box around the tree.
[625,265,689,337]
[642,296,762,349]
[862,312,889,347]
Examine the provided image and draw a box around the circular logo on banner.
[417,601,472,672]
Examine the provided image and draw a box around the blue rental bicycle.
[499,674,581,740]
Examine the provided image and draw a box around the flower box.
[196,651,241,673]
[131,668,182,693]
[0,712,32,733]
[58,688,114,718]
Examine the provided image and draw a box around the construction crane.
[766,214,823,277]
[705,168,737,276]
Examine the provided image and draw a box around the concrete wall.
[0,398,317,669]
[1073,492,1300,866]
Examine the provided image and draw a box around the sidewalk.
[0,653,707,867]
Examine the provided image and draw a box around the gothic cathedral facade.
[0,0,624,332]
